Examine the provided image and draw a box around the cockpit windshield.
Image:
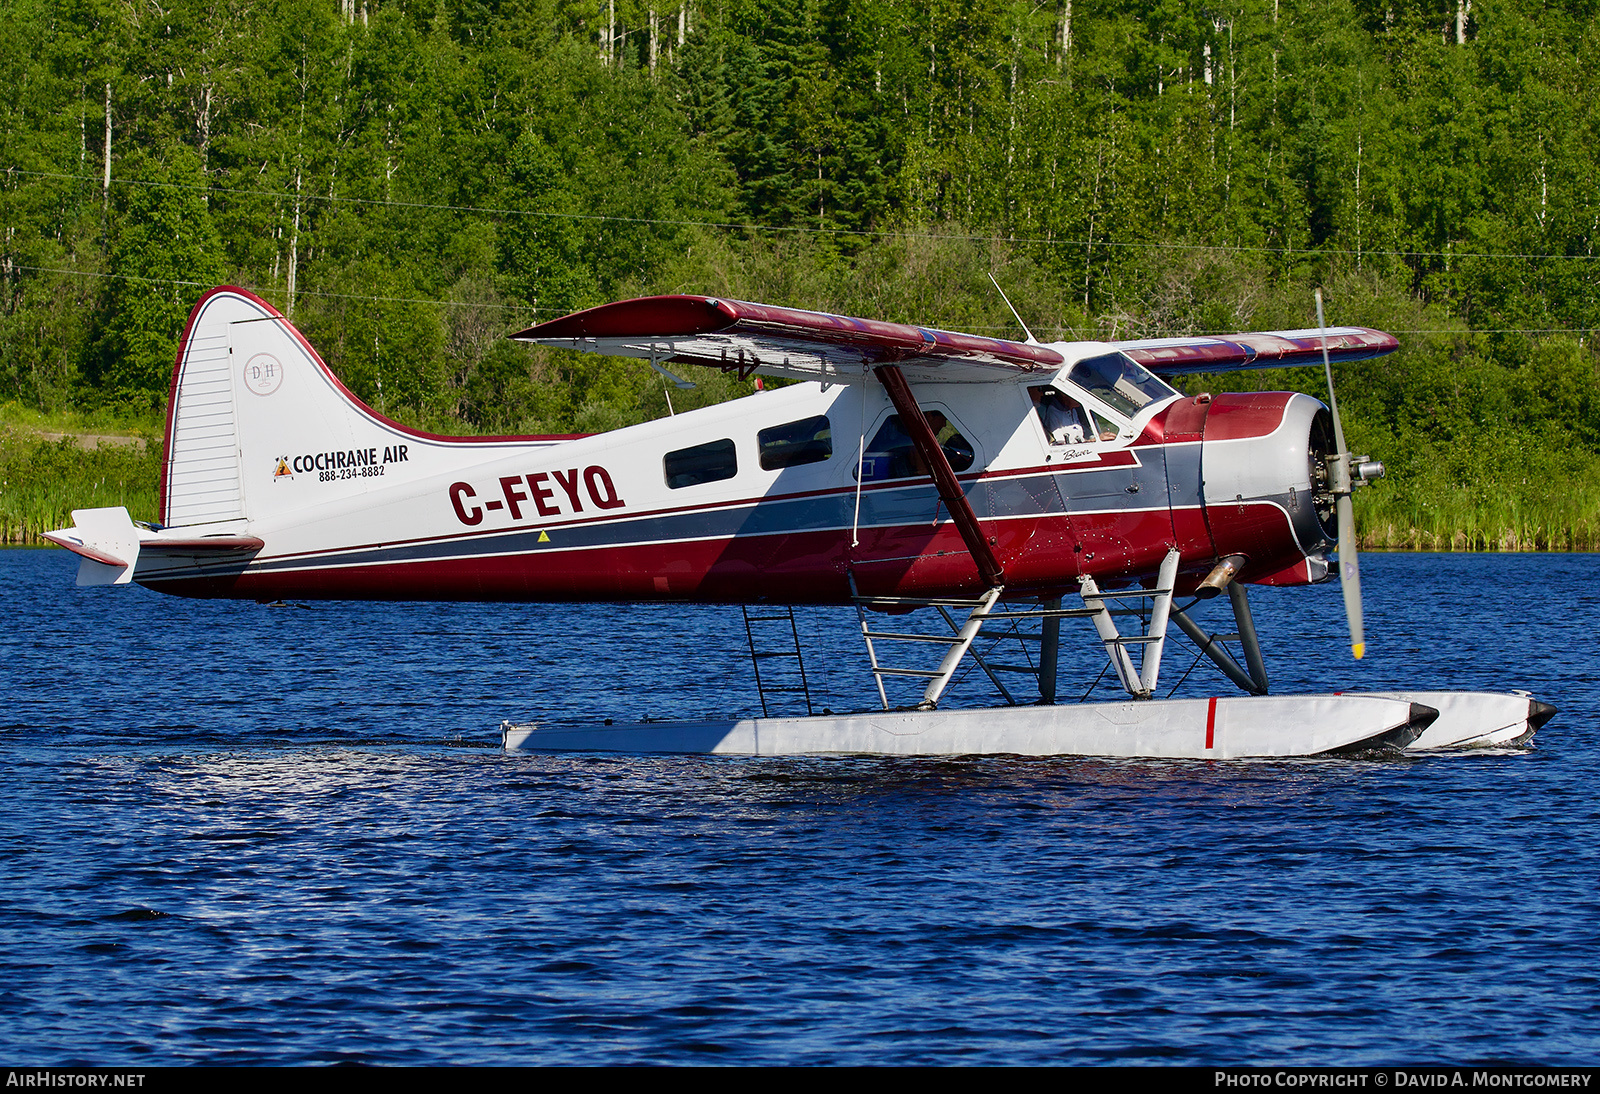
[1069,353,1178,418]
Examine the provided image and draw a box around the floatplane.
[45,286,1554,758]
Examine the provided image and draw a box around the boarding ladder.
[740,604,816,717]
[851,585,1007,711]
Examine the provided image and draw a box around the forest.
[3,0,1600,547]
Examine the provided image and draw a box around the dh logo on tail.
[243,353,283,396]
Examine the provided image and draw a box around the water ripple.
[0,548,1596,1064]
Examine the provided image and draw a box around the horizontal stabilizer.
[43,508,265,588]
[43,507,141,586]
[147,534,265,553]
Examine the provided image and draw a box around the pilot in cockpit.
[1030,386,1113,445]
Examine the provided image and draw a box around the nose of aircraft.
[1195,391,1336,586]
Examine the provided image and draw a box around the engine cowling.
[1186,391,1337,586]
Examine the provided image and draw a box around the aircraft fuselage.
[129,288,1337,604]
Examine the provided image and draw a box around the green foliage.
[3,0,1600,546]
[90,147,225,410]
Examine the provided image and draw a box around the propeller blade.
[1337,493,1365,659]
[1318,288,1365,660]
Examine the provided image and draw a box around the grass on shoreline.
[0,400,163,442]
[1353,430,1600,551]
[1359,492,1600,551]
[0,429,161,543]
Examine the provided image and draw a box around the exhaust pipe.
[1195,555,1247,599]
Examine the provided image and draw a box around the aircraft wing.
[510,295,1065,384]
[513,295,1398,384]
[1114,327,1399,378]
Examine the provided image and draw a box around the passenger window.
[758,415,833,470]
[665,438,737,488]
[859,412,975,481]
[1029,387,1120,445]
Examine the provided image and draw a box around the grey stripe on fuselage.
[1155,443,1203,508]
[145,454,1196,578]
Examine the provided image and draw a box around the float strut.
[1229,582,1269,694]
[1171,609,1265,696]
[1079,548,1179,700]
[920,586,1004,709]
[1038,596,1061,704]
[1080,575,1143,695]
[1170,581,1270,696]
[1139,550,1181,696]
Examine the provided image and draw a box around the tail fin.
[160,287,422,528]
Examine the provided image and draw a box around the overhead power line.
[9,264,542,312]
[6,167,1598,264]
[9,264,1594,340]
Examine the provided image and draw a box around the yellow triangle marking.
[1352,642,1365,660]
[538,531,550,543]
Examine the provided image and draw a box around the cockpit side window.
[1070,353,1178,418]
[1029,386,1119,445]
[859,411,975,481]
[1087,407,1120,440]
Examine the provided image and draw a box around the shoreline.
[10,539,1597,555]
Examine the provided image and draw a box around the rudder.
[162,290,249,527]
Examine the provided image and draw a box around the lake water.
[2,547,1596,1065]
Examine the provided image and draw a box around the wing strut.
[872,364,1005,588]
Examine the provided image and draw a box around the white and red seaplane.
[45,286,1554,757]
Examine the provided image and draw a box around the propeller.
[1315,288,1384,660]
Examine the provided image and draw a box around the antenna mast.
[988,273,1039,345]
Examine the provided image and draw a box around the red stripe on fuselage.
[141,512,1165,603]
[140,498,1309,604]
[238,461,1098,569]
